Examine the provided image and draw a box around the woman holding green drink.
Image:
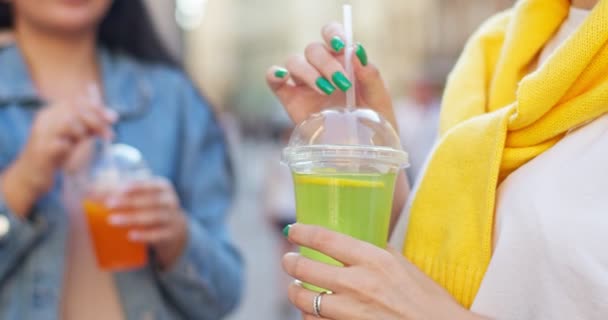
[267,0,608,318]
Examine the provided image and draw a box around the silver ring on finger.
[313,291,331,318]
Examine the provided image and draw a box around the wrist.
[154,214,189,270]
[1,160,43,218]
[16,153,53,196]
[155,238,187,271]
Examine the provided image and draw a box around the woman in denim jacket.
[0,0,242,319]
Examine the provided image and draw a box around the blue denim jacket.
[0,45,243,319]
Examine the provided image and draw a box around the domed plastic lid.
[90,143,151,190]
[283,108,408,169]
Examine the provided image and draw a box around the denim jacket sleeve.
[0,192,46,283]
[154,77,243,319]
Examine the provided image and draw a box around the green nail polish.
[332,71,352,92]
[356,43,368,66]
[282,224,292,238]
[274,68,288,78]
[330,36,345,52]
[316,77,336,95]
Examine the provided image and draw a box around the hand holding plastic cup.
[282,5,408,292]
[82,143,151,271]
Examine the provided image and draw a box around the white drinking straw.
[343,4,356,110]
[87,83,112,161]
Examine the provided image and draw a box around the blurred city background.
[146,1,514,319]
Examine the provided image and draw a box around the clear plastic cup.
[82,143,151,271]
[283,108,409,291]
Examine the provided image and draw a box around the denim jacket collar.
[0,44,151,118]
[0,44,37,104]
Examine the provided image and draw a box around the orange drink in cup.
[83,195,147,271]
[83,143,151,271]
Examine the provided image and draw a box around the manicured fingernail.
[282,224,292,238]
[330,36,345,52]
[356,43,368,66]
[316,77,336,95]
[332,71,352,92]
[274,68,288,79]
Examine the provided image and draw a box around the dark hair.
[0,0,177,66]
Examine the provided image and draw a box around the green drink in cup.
[283,5,408,291]
[283,108,408,292]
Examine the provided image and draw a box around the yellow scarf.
[404,0,608,307]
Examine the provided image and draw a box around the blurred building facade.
[177,0,513,121]
[144,0,514,121]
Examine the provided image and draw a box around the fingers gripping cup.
[83,143,151,271]
[283,108,409,291]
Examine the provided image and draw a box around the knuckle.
[356,276,380,304]
[367,248,393,270]
[82,109,101,123]
[285,54,304,69]
[292,255,308,279]
[77,107,90,118]
[294,287,310,310]
[361,63,381,80]
[156,177,172,190]
[304,42,324,59]
[334,270,355,292]
[377,249,396,267]
[164,194,178,208]
[73,123,86,136]
[365,277,383,297]
[287,285,298,306]
[51,139,71,153]
[158,194,170,207]
[322,21,342,37]
[310,227,333,250]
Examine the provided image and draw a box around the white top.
[471,114,608,319]
[395,99,440,182]
[472,7,608,319]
